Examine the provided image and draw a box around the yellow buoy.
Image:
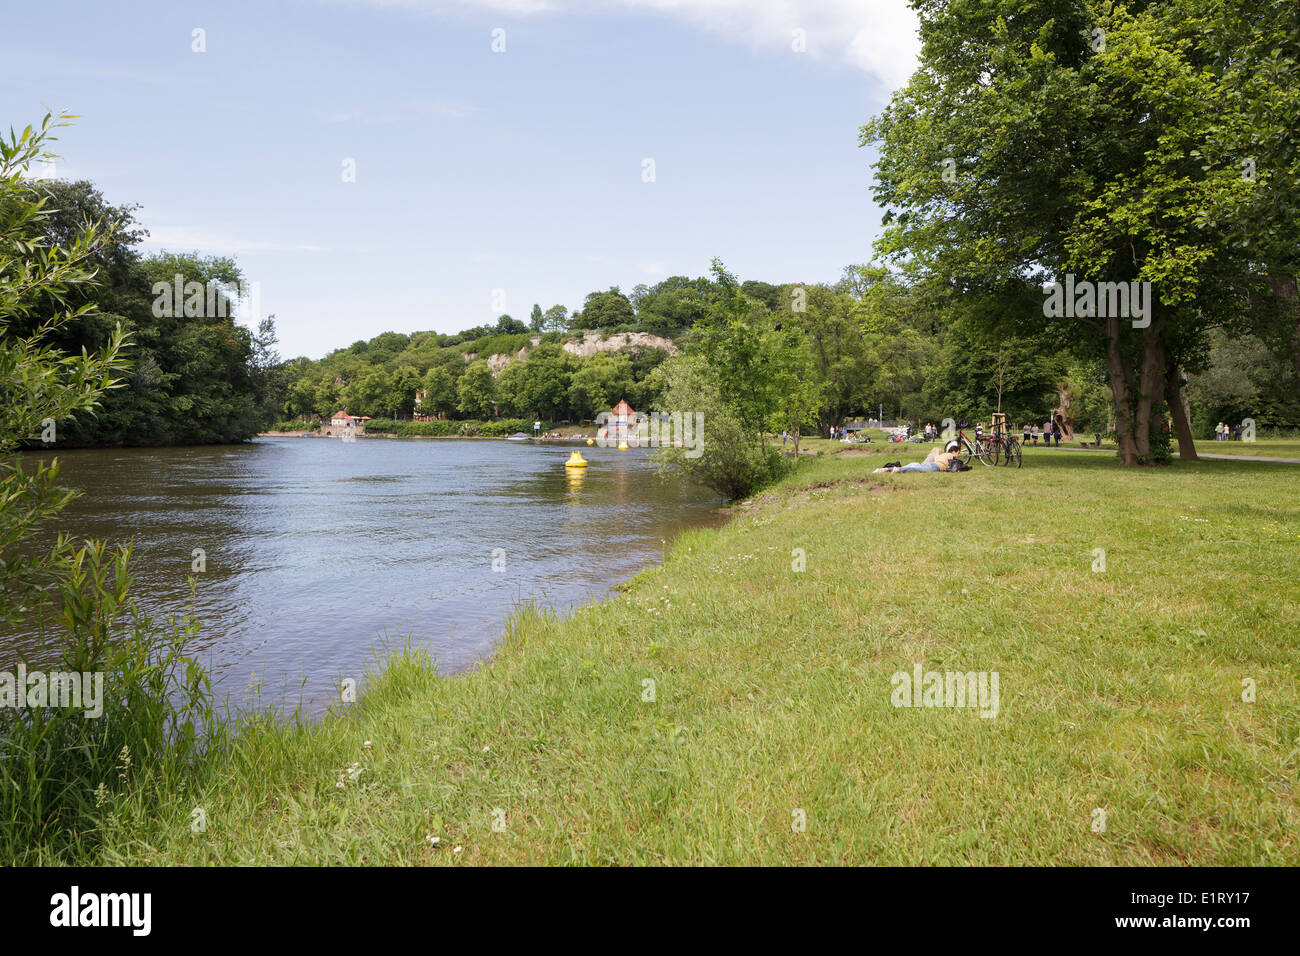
[565,451,588,468]
[617,442,629,450]
[586,438,594,446]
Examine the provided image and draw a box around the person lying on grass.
[874,441,964,473]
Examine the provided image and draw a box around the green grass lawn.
[95,448,1300,865]
[1190,438,1300,459]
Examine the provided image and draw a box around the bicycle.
[953,424,997,466]
[980,432,1021,467]
[983,415,1023,468]
[1000,434,1022,468]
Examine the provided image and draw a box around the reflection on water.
[4,438,724,713]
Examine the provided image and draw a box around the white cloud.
[141,226,330,254]
[332,0,920,88]
[606,0,921,88]
[636,260,667,275]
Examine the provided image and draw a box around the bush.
[457,333,532,359]
[648,356,791,500]
[479,418,535,437]
[0,543,219,863]
[272,419,318,432]
[364,419,457,437]
[350,418,548,438]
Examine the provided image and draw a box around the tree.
[691,259,796,443]
[571,287,635,330]
[420,365,456,417]
[499,345,573,419]
[568,352,634,420]
[542,304,569,332]
[1,116,224,862]
[863,0,1300,464]
[19,181,266,446]
[386,366,422,418]
[250,314,285,424]
[457,359,496,419]
[648,355,787,500]
[344,368,389,418]
[529,303,544,332]
[1,112,130,621]
[924,321,1064,429]
[633,276,714,331]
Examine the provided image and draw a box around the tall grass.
[0,542,221,864]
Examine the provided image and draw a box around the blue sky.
[2,0,920,359]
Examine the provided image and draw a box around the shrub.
[363,419,456,437]
[272,419,318,432]
[648,356,790,500]
[0,542,220,863]
[479,418,535,437]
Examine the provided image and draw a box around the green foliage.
[361,418,538,437]
[0,543,219,863]
[456,359,496,419]
[690,259,823,441]
[362,418,457,437]
[0,114,219,862]
[419,365,457,418]
[1,112,129,620]
[458,332,531,358]
[272,419,319,432]
[478,418,535,437]
[568,352,635,420]
[650,354,789,500]
[925,320,1065,427]
[16,179,270,447]
[1185,330,1300,436]
[571,287,635,330]
[862,0,1300,463]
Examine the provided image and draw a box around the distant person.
[1233,423,1241,441]
[1023,422,1031,445]
[1051,419,1062,446]
[1043,419,1053,447]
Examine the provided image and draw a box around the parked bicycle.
[954,423,996,466]
[953,421,1022,468]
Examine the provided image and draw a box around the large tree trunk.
[1166,361,1198,461]
[1103,308,1167,465]
[1132,309,1166,461]
[1104,314,1140,465]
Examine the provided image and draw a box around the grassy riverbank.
[95,445,1299,865]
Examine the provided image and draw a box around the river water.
[4,437,724,713]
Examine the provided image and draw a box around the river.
[3,437,725,714]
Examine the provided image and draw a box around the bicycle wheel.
[980,438,1001,466]
[958,438,975,465]
[1004,437,1022,468]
